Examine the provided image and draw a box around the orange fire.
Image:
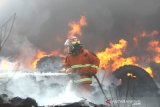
[31,16,157,79]
[133,36,139,46]
[32,50,46,69]
[126,68,153,78]
[141,31,147,37]
[31,16,87,69]
[147,40,160,63]
[151,30,159,36]
[133,30,159,46]
[127,73,136,78]
[68,16,87,37]
[96,38,154,77]
[0,58,16,71]
[140,30,159,37]
[144,67,154,78]
[31,50,64,69]
[97,39,138,71]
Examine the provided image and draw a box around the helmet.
[64,36,81,54]
[64,36,80,46]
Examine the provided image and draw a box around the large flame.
[96,38,154,77]
[96,39,138,71]
[32,16,87,69]
[30,16,157,78]
[0,15,157,80]
[68,16,87,37]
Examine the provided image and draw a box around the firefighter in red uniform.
[64,36,100,96]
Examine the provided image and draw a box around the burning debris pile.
[31,50,64,70]
[36,55,63,72]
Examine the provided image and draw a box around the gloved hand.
[66,68,73,73]
[59,68,66,72]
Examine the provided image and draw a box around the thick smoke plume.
[0,0,160,52]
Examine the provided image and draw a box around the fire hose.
[93,74,108,100]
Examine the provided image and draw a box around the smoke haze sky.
[0,0,160,53]
[0,0,159,70]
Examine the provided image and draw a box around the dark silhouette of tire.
[112,65,158,93]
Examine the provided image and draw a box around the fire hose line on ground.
[93,75,109,101]
[98,70,115,106]
[94,74,117,107]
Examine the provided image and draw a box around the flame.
[133,30,159,46]
[154,56,160,63]
[0,58,16,71]
[31,50,64,69]
[127,73,136,78]
[140,30,159,37]
[0,14,157,80]
[147,40,160,63]
[111,57,137,71]
[68,16,87,37]
[32,17,87,69]
[141,31,147,37]
[133,36,139,46]
[32,50,46,69]
[96,38,155,78]
[144,67,154,78]
[30,17,157,79]
[151,30,159,36]
[97,39,138,71]
[148,40,159,47]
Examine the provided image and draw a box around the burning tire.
[36,55,63,72]
[112,65,159,97]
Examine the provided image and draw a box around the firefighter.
[64,36,100,96]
